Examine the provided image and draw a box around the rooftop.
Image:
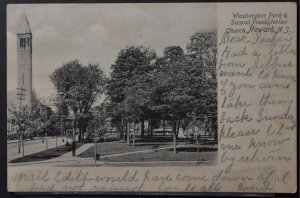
[17,12,31,34]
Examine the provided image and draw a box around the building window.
[20,38,27,49]
[27,38,30,48]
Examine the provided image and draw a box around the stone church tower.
[17,12,32,108]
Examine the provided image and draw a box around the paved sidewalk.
[8,143,95,167]
[8,143,94,166]
[55,143,95,160]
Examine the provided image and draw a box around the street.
[7,136,68,162]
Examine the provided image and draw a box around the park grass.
[101,146,217,162]
[78,138,217,163]
[10,143,84,163]
[78,141,174,158]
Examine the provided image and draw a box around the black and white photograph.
[5,2,298,193]
[7,4,217,167]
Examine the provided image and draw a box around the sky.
[7,3,217,99]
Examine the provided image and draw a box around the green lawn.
[78,139,217,163]
[10,143,84,163]
[102,147,217,163]
[78,141,175,158]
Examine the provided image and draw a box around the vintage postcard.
[7,2,297,193]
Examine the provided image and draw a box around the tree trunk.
[121,114,124,140]
[141,120,144,138]
[127,122,130,145]
[133,122,136,147]
[196,134,200,163]
[147,120,150,137]
[78,127,82,143]
[61,120,63,142]
[81,126,84,142]
[123,123,127,142]
[73,127,76,142]
[22,134,25,157]
[83,127,86,141]
[119,125,123,140]
[163,119,165,136]
[176,120,180,139]
[18,137,21,154]
[173,133,176,155]
[150,120,153,137]
[172,121,177,154]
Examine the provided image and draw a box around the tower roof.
[17,12,31,34]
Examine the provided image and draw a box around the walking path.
[8,143,95,167]
[58,143,94,159]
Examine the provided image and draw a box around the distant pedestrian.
[65,141,70,146]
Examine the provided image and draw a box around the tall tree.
[8,105,36,154]
[8,93,59,154]
[151,40,217,141]
[107,46,156,140]
[187,32,217,67]
[152,46,191,137]
[186,32,217,137]
[50,59,107,142]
